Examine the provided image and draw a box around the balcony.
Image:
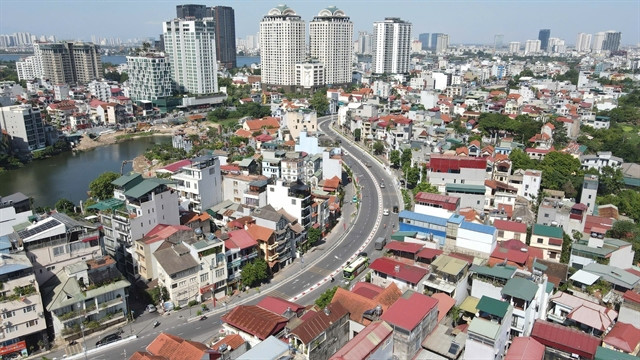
[546,311,566,324]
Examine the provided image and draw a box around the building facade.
[372,18,411,74]
[538,29,550,51]
[34,42,101,85]
[259,5,306,89]
[170,155,222,213]
[0,104,46,152]
[309,6,353,87]
[211,6,237,69]
[163,18,218,95]
[125,53,173,102]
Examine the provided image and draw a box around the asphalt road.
[48,115,401,360]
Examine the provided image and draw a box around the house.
[570,232,634,270]
[129,332,211,360]
[469,264,517,300]
[580,151,623,172]
[134,224,193,281]
[44,256,130,340]
[289,302,350,360]
[329,321,394,360]
[501,276,549,337]
[504,337,545,360]
[398,210,450,245]
[251,204,305,270]
[594,346,639,360]
[154,243,200,306]
[531,320,600,360]
[427,154,488,192]
[384,241,424,261]
[580,263,640,292]
[453,221,497,258]
[380,291,439,360]
[423,255,470,305]
[602,322,640,355]
[210,333,249,359]
[221,305,288,346]
[421,323,467,360]
[256,296,305,318]
[223,230,259,290]
[546,291,617,336]
[0,254,47,357]
[445,184,486,212]
[619,290,640,328]
[493,219,527,243]
[169,155,223,213]
[0,192,32,237]
[236,336,289,360]
[182,232,227,301]
[368,257,428,293]
[267,180,312,229]
[465,296,513,360]
[529,224,563,261]
[413,192,460,218]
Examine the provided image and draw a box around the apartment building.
[372,18,412,74]
[266,180,312,229]
[163,18,218,95]
[33,42,101,85]
[309,6,353,87]
[125,53,173,102]
[170,155,222,213]
[0,254,47,357]
[259,5,305,89]
[0,104,46,153]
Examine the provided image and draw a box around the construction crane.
[120,160,133,175]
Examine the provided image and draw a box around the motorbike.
[199,315,207,321]
[153,321,160,328]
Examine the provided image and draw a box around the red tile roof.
[129,352,165,360]
[431,293,455,323]
[505,337,545,360]
[221,305,287,340]
[414,192,459,207]
[490,246,529,265]
[380,292,438,331]
[246,223,274,242]
[623,290,640,304]
[329,321,393,360]
[603,322,640,353]
[384,241,424,254]
[140,224,193,245]
[256,296,305,316]
[245,117,279,131]
[145,332,209,360]
[225,229,258,250]
[416,248,443,261]
[290,302,349,344]
[210,333,245,352]
[159,159,192,173]
[351,282,384,299]
[493,219,527,233]
[531,320,600,360]
[369,257,428,284]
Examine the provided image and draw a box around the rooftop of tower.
[267,4,297,16]
[317,6,346,17]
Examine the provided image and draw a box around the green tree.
[539,151,582,194]
[560,233,572,264]
[241,258,269,288]
[55,198,75,214]
[208,107,229,121]
[389,150,401,168]
[88,171,120,200]
[354,128,361,142]
[307,227,321,247]
[401,148,412,169]
[598,190,640,223]
[406,166,421,188]
[509,148,536,171]
[597,166,624,195]
[373,141,385,155]
[412,181,438,196]
[148,286,169,304]
[314,286,338,308]
[310,88,329,115]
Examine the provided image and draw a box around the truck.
[374,237,386,250]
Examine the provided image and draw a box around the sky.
[1,0,639,45]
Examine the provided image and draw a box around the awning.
[81,235,99,243]
[460,296,480,314]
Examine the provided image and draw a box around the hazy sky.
[1,0,638,45]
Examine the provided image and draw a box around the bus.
[343,255,369,280]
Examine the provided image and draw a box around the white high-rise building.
[260,5,305,89]
[372,17,412,74]
[163,18,218,95]
[0,104,46,152]
[509,42,521,54]
[548,38,566,53]
[126,53,174,101]
[16,56,38,81]
[309,6,353,86]
[357,31,373,55]
[435,33,450,54]
[593,32,606,53]
[576,33,592,52]
[524,39,541,55]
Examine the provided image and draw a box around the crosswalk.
[65,342,84,356]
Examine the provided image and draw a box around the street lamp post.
[80,324,88,360]
[129,310,134,335]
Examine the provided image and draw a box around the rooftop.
[222,305,288,340]
[369,257,428,284]
[329,321,393,360]
[380,292,438,331]
[501,277,538,302]
[531,320,600,360]
[290,302,349,344]
[477,296,509,319]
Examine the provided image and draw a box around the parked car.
[96,333,121,347]
[383,209,390,216]
[146,304,157,313]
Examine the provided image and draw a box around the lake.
[0,136,171,208]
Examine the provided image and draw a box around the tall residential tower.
[211,6,237,69]
[309,6,353,86]
[538,29,551,51]
[259,4,305,89]
[372,17,412,74]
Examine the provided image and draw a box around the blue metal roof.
[460,221,495,235]
[448,214,465,224]
[399,210,448,227]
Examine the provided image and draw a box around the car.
[96,333,121,347]
[146,304,157,313]
[383,209,390,216]
[365,162,371,167]
[358,251,368,257]
[380,182,385,188]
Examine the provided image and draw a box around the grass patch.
[210,117,241,129]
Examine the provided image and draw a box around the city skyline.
[1,0,638,46]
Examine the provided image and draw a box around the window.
[2,311,15,319]
[5,325,18,333]
[537,238,543,244]
[26,319,38,328]
[291,199,296,205]
[200,273,209,282]
[23,305,36,313]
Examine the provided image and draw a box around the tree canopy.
[373,141,385,155]
[315,286,338,308]
[389,150,401,168]
[240,258,269,288]
[89,172,120,200]
[310,88,329,115]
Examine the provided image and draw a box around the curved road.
[54,115,400,360]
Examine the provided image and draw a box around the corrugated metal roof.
[398,210,449,227]
[329,321,393,360]
[531,320,600,360]
[477,296,509,318]
[501,277,538,302]
[459,221,495,235]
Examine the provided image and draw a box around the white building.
[372,17,412,74]
[580,175,598,215]
[309,6,353,86]
[154,242,200,306]
[509,42,520,54]
[322,151,342,181]
[163,18,218,95]
[521,169,542,202]
[580,151,623,172]
[576,33,592,52]
[592,32,606,53]
[259,5,305,89]
[0,193,32,237]
[170,155,222,213]
[0,104,46,152]
[267,180,312,229]
[524,40,541,55]
[53,84,70,101]
[295,62,324,89]
[87,80,112,102]
[455,222,497,258]
[434,33,449,54]
[126,53,173,102]
[16,56,38,81]
[0,253,47,356]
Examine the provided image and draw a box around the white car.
[146,304,157,313]
[383,209,390,216]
